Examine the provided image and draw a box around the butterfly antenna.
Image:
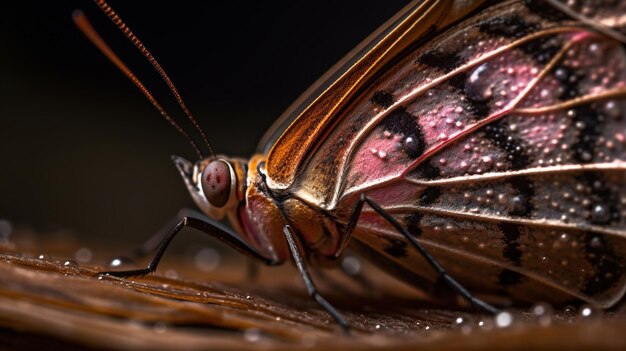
[72,10,205,159]
[91,0,215,158]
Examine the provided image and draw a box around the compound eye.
[200,160,231,207]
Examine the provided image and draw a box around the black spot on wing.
[418,48,462,73]
[405,213,423,238]
[498,223,524,286]
[419,187,441,206]
[482,120,534,217]
[582,233,623,297]
[380,107,420,136]
[571,105,605,164]
[371,90,395,108]
[578,173,622,297]
[380,107,426,159]
[448,72,466,91]
[483,120,531,170]
[410,161,441,180]
[517,35,562,64]
[479,14,538,39]
[554,66,583,100]
[578,173,620,225]
[523,0,569,22]
[384,237,408,258]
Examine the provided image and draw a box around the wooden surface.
[1,234,626,350]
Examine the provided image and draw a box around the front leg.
[283,225,350,332]
[99,214,278,278]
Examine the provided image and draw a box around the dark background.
[1,1,408,248]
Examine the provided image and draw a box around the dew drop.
[404,135,423,157]
[510,195,529,216]
[341,255,362,276]
[579,151,593,162]
[554,68,567,81]
[244,328,262,343]
[74,248,92,263]
[109,258,123,267]
[495,311,513,328]
[37,254,48,260]
[578,305,596,319]
[63,260,79,269]
[590,204,611,224]
[603,100,622,119]
[478,318,494,330]
[454,316,474,335]
[195,247,221,272]
[590,236,602,248]
[531,302,553,327]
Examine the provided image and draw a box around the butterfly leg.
[342,194,499,315]
[98,213,277,278]
[283,225,350,332]
[121,208,262,281]
[128,208,206,259]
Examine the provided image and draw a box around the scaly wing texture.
[291,0,626,307]
[264,0,489,189]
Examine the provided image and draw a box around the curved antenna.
[73,10,205,159]
[91,0,215,158]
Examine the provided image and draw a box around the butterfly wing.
[263,0,488,188]
[349,0,626,307]
[268,0,626,307]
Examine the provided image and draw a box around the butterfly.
[76,0,626,330]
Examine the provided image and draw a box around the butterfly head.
[172,155,243,220]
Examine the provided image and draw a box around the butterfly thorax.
[175,152,344,265]
[237,155,346,265]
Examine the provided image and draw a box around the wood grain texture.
[1,236,625,350]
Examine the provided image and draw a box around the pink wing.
[291,0,626,306]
